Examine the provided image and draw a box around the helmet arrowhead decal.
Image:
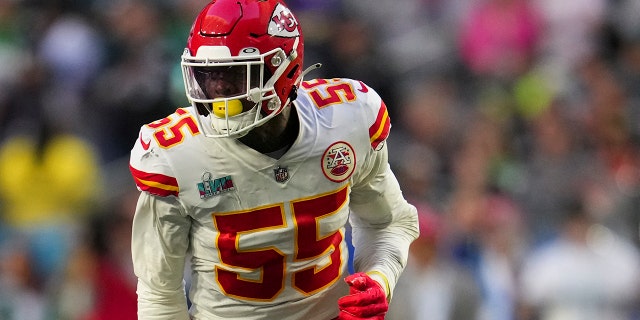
[268,3,300,38]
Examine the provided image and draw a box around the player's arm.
[348,143,419,299]
[347,80,420,300]
[338,143,419,320]
[132,191,191,320]
[130,125,191,320]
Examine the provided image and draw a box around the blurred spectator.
[578,56,640,246]
[514,103,593,245]
[387,212,481,320]
[390,141,444,210]
[0,0,29,130]
[391,76,464,183]
[310,15,399,116]
[532,0,607,95]
[0,131,101,279]
[342,0,464,85]
[518,197,640,320]
[49,184,138,320]
[286,0,341,53]
[38,15,104,133]
[446,112,526,320]
[458,0,541,81]
[0,239,49,320]
[85,0,174,162]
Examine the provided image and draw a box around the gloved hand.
[337,272,388,320]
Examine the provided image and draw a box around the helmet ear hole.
[286,64,300,79]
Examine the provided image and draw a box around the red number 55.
[213,185,348,301]
[147,108,200,149]
[302,79,358,109]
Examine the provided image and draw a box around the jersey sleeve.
[348,83,419,300]
[366,92,391,151]
[129,125,180,197]
[130,125,191,319]
[132,192,191,320]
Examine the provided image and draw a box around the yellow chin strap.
[212,100,243,117]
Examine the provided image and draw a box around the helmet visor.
[185,64,262,101]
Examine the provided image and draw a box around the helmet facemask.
[181,45,295,138]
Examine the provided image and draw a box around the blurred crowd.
[0,0,639,319]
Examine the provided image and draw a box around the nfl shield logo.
[273,166,289,183]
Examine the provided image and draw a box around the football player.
[129,1,419,319]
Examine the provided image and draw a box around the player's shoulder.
[298,78,374,100]
[131,107,201,155]
[129,107,201,197]
[298,77,385,113]
[298,78,390,150]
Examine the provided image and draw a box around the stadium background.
[0,0,639,319]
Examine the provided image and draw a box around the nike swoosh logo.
[357,81,368,93]
[139,132,151,150]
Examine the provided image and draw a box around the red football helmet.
[182,0,305,137]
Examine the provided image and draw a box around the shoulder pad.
[300,78,391,150]
[128,108,194,197]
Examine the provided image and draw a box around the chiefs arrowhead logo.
[321,141,356,183]
[268,3,299,38]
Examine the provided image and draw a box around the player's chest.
[173,138,364,214]
[181,157,354,241]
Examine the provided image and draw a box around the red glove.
[337,272,388,320]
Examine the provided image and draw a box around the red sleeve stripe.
[130,165,179,197]
[369,101,391,150]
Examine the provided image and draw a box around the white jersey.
[129,78,419,320]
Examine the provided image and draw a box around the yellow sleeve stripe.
[368,101,391,150]
[136,177,179,192]
[366,270,391,300]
